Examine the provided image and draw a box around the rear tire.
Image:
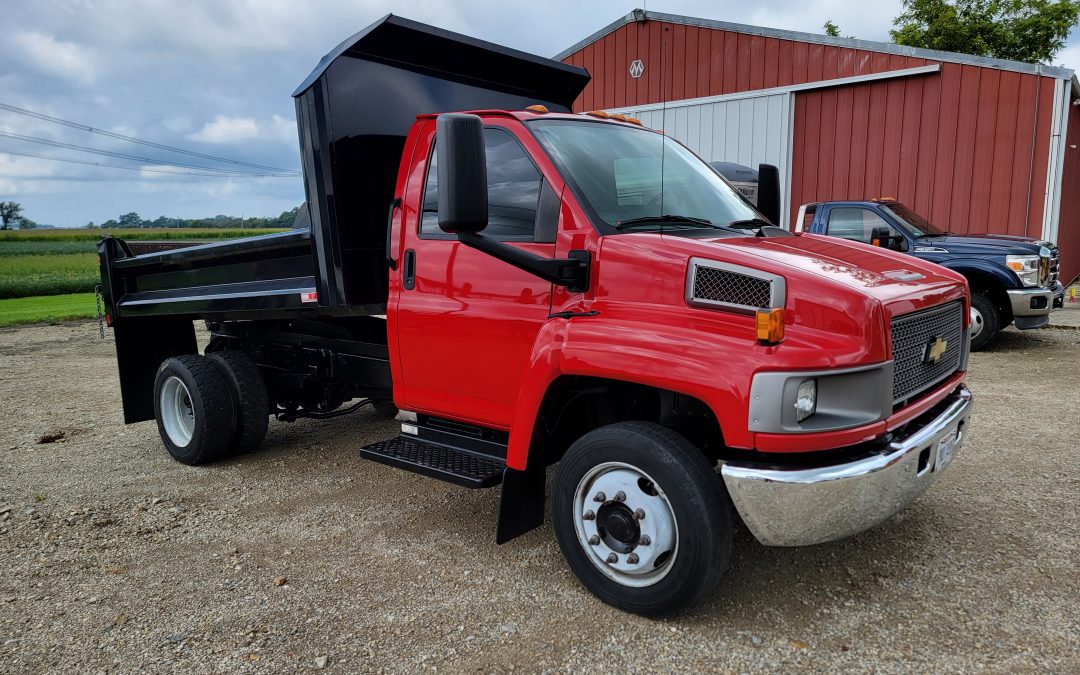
[551,421,732,617]
[969,291,1001,351]
[207,351,270,455]
[153,355,236,465]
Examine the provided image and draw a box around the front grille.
[1050,250,1060,286]
[891,301,965,404]
[692,266,772,308]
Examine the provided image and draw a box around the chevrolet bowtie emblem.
[924,336,949,364]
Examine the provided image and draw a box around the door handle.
[403,249,416,291]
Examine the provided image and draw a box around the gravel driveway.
[1,321,1077,673]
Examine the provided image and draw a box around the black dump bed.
[99,14,589,322]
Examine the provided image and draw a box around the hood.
[920,233,1054,256]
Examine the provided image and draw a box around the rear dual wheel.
[552,421,733,617]
[153,352,268,465]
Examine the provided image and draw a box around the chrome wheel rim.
[969,307,984,340]
[573,462,678,587]
[160,376,194,447]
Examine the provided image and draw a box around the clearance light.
[755,308,785,344]
[609,113,629,122]
[585,110,611,118]
[525,105,549,114]
[627,117,643,125]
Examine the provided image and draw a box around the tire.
[551,421,733,617]
[969,291,1001,351]
[208,351,269,455]
[153,355,237,465]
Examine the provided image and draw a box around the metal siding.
[1058,97,1080,284]
[563,17,1070,248]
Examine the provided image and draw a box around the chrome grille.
[891,301,965,404]
[692,266,772,308]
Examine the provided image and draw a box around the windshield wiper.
[727,217,773,232]
[615,214,718,230]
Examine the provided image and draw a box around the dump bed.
[99,14,589,322]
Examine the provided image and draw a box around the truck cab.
[796,199,1063,349]
[97,15,974,617]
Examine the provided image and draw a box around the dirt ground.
[1,321,1078,673]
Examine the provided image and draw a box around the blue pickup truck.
[795,199,1063,350]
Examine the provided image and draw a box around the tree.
[824,20,841,36]
[891,0,1080,63]
[17,217,37,229]
[0,201,23,230]
[118,212,142,228]
[84,221,97,229]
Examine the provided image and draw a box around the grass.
[0,254,100,299]
[0,227,287,242]
[0,292,97,327]
[0,227,291,299]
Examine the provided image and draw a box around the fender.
[505,315,750,471]
[937,259,1018,292]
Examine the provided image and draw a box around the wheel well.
[960,269,1011,323]
[528,376,725,467]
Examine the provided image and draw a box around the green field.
[0,293,97,327]
[0,228,289,324]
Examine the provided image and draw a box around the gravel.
[1,321,1078,673]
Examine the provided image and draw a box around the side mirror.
[436,113,488,234]
[870,226,891,247]
[757,163,781,226]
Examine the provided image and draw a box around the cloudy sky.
[2,0,1078,227]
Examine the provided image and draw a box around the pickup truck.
[96,15,974,616]
[795,199,1063,350]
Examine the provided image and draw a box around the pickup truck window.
[421,128,543,240]
[528,119,756,233]
[881,203,948,237]
[827,207,907,251]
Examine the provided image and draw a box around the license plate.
[936,428,959,470]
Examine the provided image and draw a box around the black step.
[360,436,505,488]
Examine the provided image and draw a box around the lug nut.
[606,553,618,564]
[588,534,600,545]
[639,535,651,546]
[627,553,639,564]
[614,491,626,502]
[594,491,606,502]
[634,508,646,520]
[583,510,595,521]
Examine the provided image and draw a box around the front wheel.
[551,421,732,616]
[969,291,1001,351]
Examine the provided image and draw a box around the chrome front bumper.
[721,385,973,547]
[1007,287,1053,317]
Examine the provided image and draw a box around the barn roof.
[555,8,1076,82]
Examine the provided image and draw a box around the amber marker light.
[755,308,785,344]
[525,105,549,113]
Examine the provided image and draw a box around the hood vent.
[686,258,786,313]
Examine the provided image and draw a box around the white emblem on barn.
[629,59,645,79]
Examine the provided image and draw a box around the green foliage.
[0,292,97,326]
[824,20,842,37]
[0,227,287,242]
[0,201,24,230]
[101,205,302,230]
[891,0,1080,63]
[0,253,99,299]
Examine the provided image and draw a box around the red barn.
[557,9,1080,283]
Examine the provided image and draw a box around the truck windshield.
[528,119,759,233]
[881,203,948,237]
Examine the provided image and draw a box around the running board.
[359,436,505,488]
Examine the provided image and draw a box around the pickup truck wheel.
[154,355,237,465]
[208,351,269,455]
[551,421,732,616]
[969,291,1001,351]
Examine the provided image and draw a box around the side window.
[420,129,544,239]
[827,208,900,245]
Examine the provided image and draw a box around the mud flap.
[496,465,546,544]
[114,317,197,423]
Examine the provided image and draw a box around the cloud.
[186,114,296,144]
[12,31,100,85]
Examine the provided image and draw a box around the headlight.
[1005,255,1040,287]
[795,379,817,422]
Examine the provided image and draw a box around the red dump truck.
[98,15,974,615]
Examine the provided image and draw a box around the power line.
[0,149,294,178]
[0,131,296,177]
[0,100,300,175]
